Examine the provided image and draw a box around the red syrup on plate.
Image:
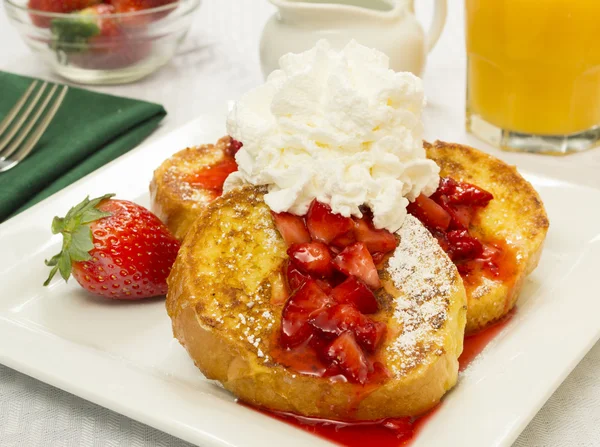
[240,309,516,447]
[459,307,516,372]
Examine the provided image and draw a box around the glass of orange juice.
[465,0,600,155]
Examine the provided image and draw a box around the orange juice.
[466,0,600,136]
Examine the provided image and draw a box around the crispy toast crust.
[156,137,548,338]
[425,141,549,333]
[167,186,467,420]
[149,136,233,241]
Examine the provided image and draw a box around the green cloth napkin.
[0,71,166,222]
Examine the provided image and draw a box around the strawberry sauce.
[242,310,515,447]
[247,404,440,447]
[459,307,516,372]
[182,137,242,196]
[250,177,518,445]
[184,157,238,195]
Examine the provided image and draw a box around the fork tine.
[5,85,69,168]
[0,81,38,136]
[0,83,59,161]
[0,81,47,154]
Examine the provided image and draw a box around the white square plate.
[1,114,599,447]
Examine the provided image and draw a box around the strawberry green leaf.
[80,207,111,225]
[58,251,72,282]
[43,264,60,287]
[50,17,100,54]
[51,216,65,234]
[44,193,115,286]
[69,225,94,262]
[44,252,62,267]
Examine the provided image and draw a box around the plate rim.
[1,114,600,447]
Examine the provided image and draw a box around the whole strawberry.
[28,0,101,27]
[49,4,152,70]
[44,194,180,299]
[108,0,176,14]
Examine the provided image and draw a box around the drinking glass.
[465,0,600,155]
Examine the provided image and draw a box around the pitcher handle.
[427,0,447,51]
[409,0,447,52]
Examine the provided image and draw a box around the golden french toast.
[156,137,547,337]
[424,141,549,334]
[149,136,239,241]
[167,186,467,420]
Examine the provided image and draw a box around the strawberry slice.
[371,252,387,265]
[272,212,311,246]
[446,229,484,261]
[330,230,357,251]
[407,194,451,231]
[315,279,334,294]
[286,260,310,292]
[309,304,360,337]
[185,157,238,193]
[354,319,387,352]
[436,177,493,207]
[225,138,243,157]
[354,218,397,254]
[287,242,333,278]
[332,242,381,289]
[325,332,370,384]
[310,304,386,352]
[331,276,379,314]
[306,201,354,244]
[280,280,333,348]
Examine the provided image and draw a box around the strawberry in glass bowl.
[3,0,201,84]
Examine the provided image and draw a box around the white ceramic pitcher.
[260,0,447,78]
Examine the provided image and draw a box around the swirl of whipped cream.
[224,40,439,232]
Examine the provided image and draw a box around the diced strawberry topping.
[446,230,484,262]
[272,212,311,246]
[330,230,357,251]
[354,218,397,254]
[371,252,387,265]
[331,276,378,314]
[287,242,333,278]
[407,176,508,285]
[306,201,354,244]
[354,319,387,353]
[444,203,474,230]
[332,242,381,289]
[310,304,386,353]
[274,201,391,384]
[226,138,243,157]
[280,280,333,348]
[315,279,334,294]
[309,304,361,336]
[325,332,370,384]
[406,194,451,231]
[286,260,310,292]
[434,177,493,207]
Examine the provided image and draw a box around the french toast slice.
[424,141,549,334]
[167,186,467,420]
[149,136,237,241]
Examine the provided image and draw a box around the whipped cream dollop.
[224,40,439,232]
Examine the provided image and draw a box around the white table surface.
[1,0,599,446]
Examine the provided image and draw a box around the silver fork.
[0,81,69,173]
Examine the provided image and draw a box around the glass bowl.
[3,0,201,84]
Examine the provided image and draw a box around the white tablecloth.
[1,0,599,445]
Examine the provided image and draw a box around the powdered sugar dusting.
[385,215,457,375]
